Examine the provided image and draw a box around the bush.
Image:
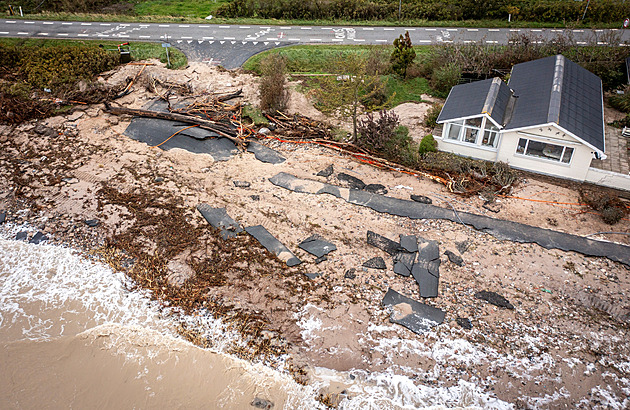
[430,63,461,97]
[21,45,119,89]
[423,103,443,127]
[390,31,416,78]
[384,125,418,168]
[580,189,628,225]
[418,134,437,156]
[357,109,399,151]
[258,53,289,113]
[608,88,630,113]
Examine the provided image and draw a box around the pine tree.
[390,31,416,78]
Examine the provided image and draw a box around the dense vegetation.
[217,0,628,24]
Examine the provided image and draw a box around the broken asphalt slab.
[298,235,337,258]
[247,141,286,164]
[244,225,301,267]
[363,256,387,269]
[393,251,415,277]
[268,172,630,267]
[197,204,243,239]
[475,291,515,309]
[367,230,402,256]
[382,288,445,334]
[412,261,440,298]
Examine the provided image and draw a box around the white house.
[436,55,606,182]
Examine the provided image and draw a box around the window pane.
[561,147,574,163]
[464,127,479,144]
[525,140,547,159]
[482,131,497,147]
[484,122,499,132]
[466,117,482,128]
[446,124,462,140]
[516,138,527,154]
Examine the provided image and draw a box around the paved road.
[1,19,628,68]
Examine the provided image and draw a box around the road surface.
[1,19,627,68]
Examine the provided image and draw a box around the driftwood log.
[103,102,246,148]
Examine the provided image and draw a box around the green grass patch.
[242,105,268,125]
[0,38,187,69]
[384,75,431,106]
[134,0,230,19]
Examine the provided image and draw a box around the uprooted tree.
[315,53,389,144]
[390,31,416,78]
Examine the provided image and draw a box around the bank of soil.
[1,60,629,407]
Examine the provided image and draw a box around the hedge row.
[217,0,629,23]
[0,44,119,89]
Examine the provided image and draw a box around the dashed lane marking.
[375,39,387,42]
[57,33,68,36]
[362,28,374,30]
[62,22,72,25]
[17,32,28,35]
[139,35,151,38]
[219,25,231,28]
[425,28,436,31]
[81,23,91,25]
[467,28,478,31]
[5,20,16,23]
[488,29,500,32]
[43,22,54,24]
[301,27,312,30]
[159,24,170,27]
[224,36,235,40]
[239,26,250,28]
[310,38,322,41]
[179,25,190,27]
[384,28,395,30]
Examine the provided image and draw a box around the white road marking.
[301,27,312,30]
[510,29,521,32]
[404,28,416,31]
[467,28,479,31]
[25,21,34,24]
[219,25,230,28]
[139,35,151,38]
[81,23,91,25]
[488,29,500,32]
[39,32,49,36]
[595,29,603,32]
[17,32,28,35]
[100,23,111,26]
[331,38,343,42]
[78,34,88,37]
[597,41,608,45]
[97,34,109,37]
[57,33,68,36]
[353,38,365,42]
[309,38,322,41]
[573,29,584,32]
[375,39,387,42]
[321,27,332,30]
[425,28,436,31]
[62,22,72,25]
[419,39,431,43]
[446,28,457,31]
[239,26,250,28]
[140,24,149,27]
[532,29,542,32]
[224,37,235,40]
[486,40,498,43]
[159,25,170,27]
[288,38,300,41]
[202,36,214,40]
[43,22,54,25]
[266,37,276,40]
[551,29,562,32]
[179,25,190,27]
[620,43,628,46]
[182,36,192,39]
[5,21,16,23]
[384,28,395,31]
[0,32,8,34]
[362,28,374,30]
[280,26,291,29]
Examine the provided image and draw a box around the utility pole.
[581,0,591,22]
[398,0,402,20]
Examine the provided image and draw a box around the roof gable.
[437,78,512,125]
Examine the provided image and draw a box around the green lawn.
[133,0,231,19]
[0,38,187,69]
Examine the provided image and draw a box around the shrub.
[384,125,418,168]
[357,109,399,151]
[418,134,437,156]
[423,103,443,127]
[430,63,461,97]
[390,31,416,78]
[580,189,627,225]
[258,53,289,113]
[608,88,630,113]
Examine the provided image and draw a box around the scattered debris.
[29,231,48,244]
[250,195,260,201]
[363,256,387,269]
[298,234,337,258]
[0,212,5,224]
[444,250,464,266]
[393,251,415,277]
[365,184,388,195]
[367,230,402,256]
[197,204,243,239]
[417,238,439,262]
[575,291,630,323]
[84,219,99,227]
[399,235,418,253]
[456,240,470,254]
[244,225,301,267]
[337,172,366,190]
[15,231,27,241]
[344,268,357,279]
[382,288,445,334]
[316,164,334,177]
[233,180,251,188]
[482,200,501,213]
[456,317,473,330]
[314,255,327,264]
[251,397,274,409]
[269,172,630,267]
[475,291,515,310]
[247,141,286,164]
[411,194,432,204]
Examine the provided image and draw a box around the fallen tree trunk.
[103,102,245,148]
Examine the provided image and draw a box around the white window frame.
[443,116,500,150]
[515,137,574,165]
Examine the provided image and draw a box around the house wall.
[585,168,630,192]
[436,137,499,162]
[497,126,594,181]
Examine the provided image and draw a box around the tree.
[258,53,289,113]
[390,31,416,78]
[315,53,388,144]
